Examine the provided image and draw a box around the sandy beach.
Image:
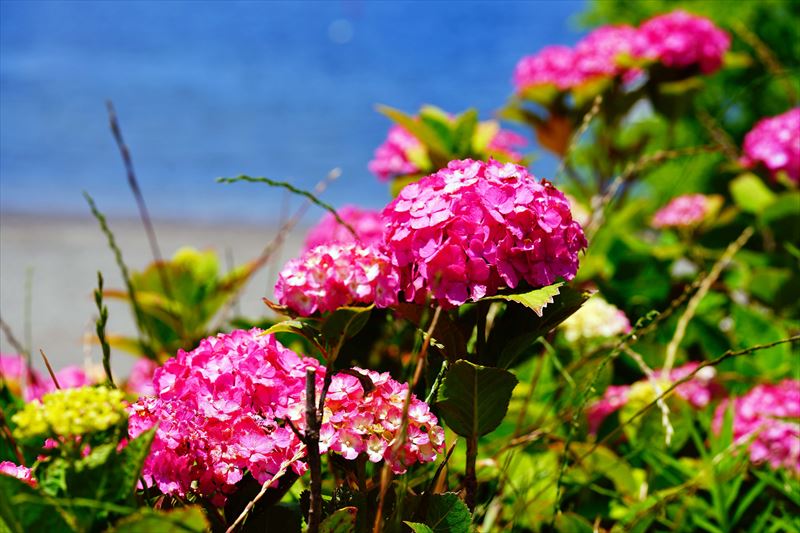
[0,212,306,378]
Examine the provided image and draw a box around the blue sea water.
[1,0,586,224]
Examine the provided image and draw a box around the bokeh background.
[0,0,587,370]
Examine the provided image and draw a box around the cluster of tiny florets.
[321,367,445,474]
[12,385,127,440]
[652,194,710,229]
[275,243,400,316]
[303,205,386,251]
[713,379,799,473]
[381,159,586,307]
[586,363,720,434]
[0,461,37,487]
[560,296,631,342]
[514,11,729,93]
[740,108,800,183]
[127,329,443,505]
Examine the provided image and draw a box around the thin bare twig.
[39,349,60,390]
[623,345,673,447]
[663,225,754,373]
[557,95,603,179]
[106,101,174,301]
[0,317,27,356]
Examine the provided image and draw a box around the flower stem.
[305,368,322,533]
[464,436,478,511]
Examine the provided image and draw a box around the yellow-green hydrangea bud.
[12,385,127,440]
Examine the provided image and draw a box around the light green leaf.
[436,360,518,437]
[485,283,563,317]
[405,522,435,533]
[377,105,451,158]
[111,507,209,532]
[730,173,776,214]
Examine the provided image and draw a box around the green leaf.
[519,83,560,107]
[424,493,471,533]
[320,306,373,352]
[729,173,776,214]
[111,507,209,532]
[377,105,451,158]
[115,426,156,502]
[452,109,478,156]
[405,522,435,533]
[554,512,594,533]
[760,191,800,244]
[262,320,325,357]
[0,476,75,533]
[436,360,518,438]
[319,506,357,533]
[485,283,563,317]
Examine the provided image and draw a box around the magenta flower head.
[0,461,37,488]
[633,10,730,74]
[303,205,386,251]
[127,329,324,505]
[513,45,583,93]
[740,108,800,183]
[369,125,423,181]
[125,358,159,397]
[0,354,43,400]
[652,194,710,229]
[382,159,587,308]
[274,243,400,316]
[574,25,639,82]
[713,380,800,473]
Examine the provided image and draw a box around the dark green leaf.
[319,506,357,533]
[436,360,518,437]
[424,493,471,533]
[0,475,75,533]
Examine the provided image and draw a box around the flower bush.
[382,158,586,306]
[303,205,385,250]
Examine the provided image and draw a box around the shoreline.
[0,210,308,377]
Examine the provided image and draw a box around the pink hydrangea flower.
[652,194,709,229]
[633,10,730,74]
[128,330,444,504]
[586,363,720,434]
[740,108,800,183]
[274,243,400,316]
[369,126,422,181]
[514,45,584,92]
[382,159,587,308]
[304,206,386,251]
[487,129,528,161]
[574,25,640,82]
[0,354,43,400]
[0,461,36,488]
[127,329,323,505]
[322,368,445,474]
[713,380,800,473]
[126,358,159,397]
[26,365,93,401]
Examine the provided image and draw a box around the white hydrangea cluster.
[561,296,631,342]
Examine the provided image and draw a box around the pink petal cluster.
[127,329,323,505]
[0,461,36,488]
[0,354,93,401]
[633,10,730,74]
[369,125,422,181]
[513,11,729,94]
[304,206,386,251]
[321,368,445,474]
[513,45,583,92]
[652,194,709,229]
[125,358,159,397]
[487,129,528,161]
[713,379,800,473]
[740,108,800,183]
[127,329,444,505]
[382,159,587,307]
[586,363,720,434]
[274,243,400,316]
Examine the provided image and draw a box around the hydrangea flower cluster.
[713,380,799,473]
[321,368,445,474]
[128,329,443,505]
[652,194,709,229]
[12,385,127,440]
[0,461,36,487]
[587,363,719,434]
[633,10,731,75]
[369,125,423,181]
[382,159,586,307]
[304,205,386,251]
[513,11,729,93]
[560,296,631,342]
[740,108,800,183]
[368,121,527,181]
[125,358,159,397]
[275,243,400,316]
[1,354,39,400]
